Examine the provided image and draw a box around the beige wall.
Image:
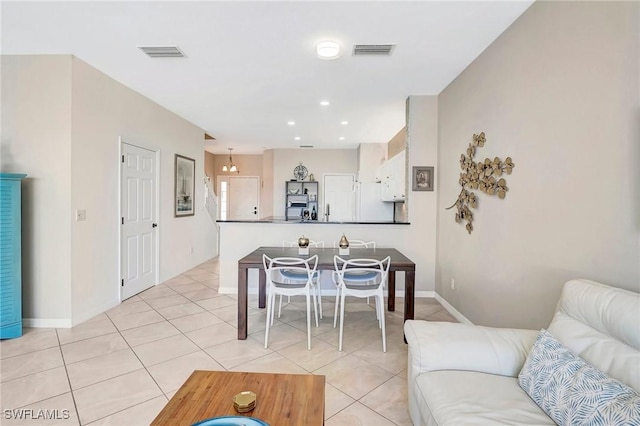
[262,150,274,218]
[2,55,218,326]
[204,151,216,182]
[211,153,263,190]
[357,143,387,183]
[388,127,407,159]
[406,96,439,296]
[436,1,640,329]
[1,55,73,325]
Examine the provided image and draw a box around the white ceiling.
[2,1,533,154]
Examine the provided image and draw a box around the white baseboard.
[71,298,120,327]
[23,298,119,329]
[433,292,473,325]
[23,318,73,328]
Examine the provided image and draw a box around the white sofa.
[404,279,640,425]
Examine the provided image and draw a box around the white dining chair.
[331,240,377,313]
[280,240,325,318]
[333,255,391,352]
[263,254,319,350]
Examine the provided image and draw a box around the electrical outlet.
[75,209,87,221]
[450,278,455,290]
[190,246,194,254]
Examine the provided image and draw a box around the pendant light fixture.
[222,148,239,173]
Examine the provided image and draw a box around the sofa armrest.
[404,320,538,378]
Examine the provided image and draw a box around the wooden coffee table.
[151,370,325,426]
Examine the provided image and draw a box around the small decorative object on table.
[233,391,257,413]
[298,235,310,255]
[338,234,349,256]
[309,173,315,182]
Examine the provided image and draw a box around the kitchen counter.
[217,217,410,225]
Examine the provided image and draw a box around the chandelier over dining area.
[222,148,239,173]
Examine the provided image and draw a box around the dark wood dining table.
[236,246,416,340]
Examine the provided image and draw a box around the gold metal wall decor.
[446,132,515,234]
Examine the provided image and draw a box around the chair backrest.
[333,255,390,287]
[283,240,325,248]
[263,254,319,286]
[332,239,376,248]
[547,279,640,392]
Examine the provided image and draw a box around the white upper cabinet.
[378,150,406,202]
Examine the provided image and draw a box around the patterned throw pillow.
[518,329,640,425]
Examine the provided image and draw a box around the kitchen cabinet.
[1,173,26,339]
[378,150,406,202]
[285,181,319,221]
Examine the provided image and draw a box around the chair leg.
[316,282,323,319]
[271,294,277,326]
[379,294,386,353]
[278,294,283,318]
[375,295,382,329]
[311,288,319,328]
[339,290,346,351]
[333,286,340,328]
[264,293,272,349]
[306,293,312,350]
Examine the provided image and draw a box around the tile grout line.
[55,328,82,426]
[78,307,168,425]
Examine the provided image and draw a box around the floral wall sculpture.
[446,132,515,234]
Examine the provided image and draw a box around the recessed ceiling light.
[316,41,340,60]
[339,137,345,141]
[341,121,349,125]
[287,121,295,126]
[320,100,330,106]
[294,136,301,141]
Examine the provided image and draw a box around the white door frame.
[118,137,160,302]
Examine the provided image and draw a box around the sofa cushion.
[415,370,555,426]
[547,279,640,392]
[519,330,640,425]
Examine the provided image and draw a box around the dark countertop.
[216,217,410,225]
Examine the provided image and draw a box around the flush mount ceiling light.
[316,41,340,60]
[341,121,349,125]
[287,121,295,126]
[222,148,239,173]
[319,100,330,106]
[294,136,301,141]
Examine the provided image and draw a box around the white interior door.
[323,174,355,222]
[121,142,157,300]
[228,176,260,220]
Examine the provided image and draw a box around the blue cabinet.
[1,173,26,339]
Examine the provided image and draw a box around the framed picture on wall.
[175,154,195,217]
[412,166,434,191]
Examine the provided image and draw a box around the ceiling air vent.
[299,145,314,148]
[352,44,395,56]
[138,46,186,58]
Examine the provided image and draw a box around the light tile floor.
[0,257,456,425]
